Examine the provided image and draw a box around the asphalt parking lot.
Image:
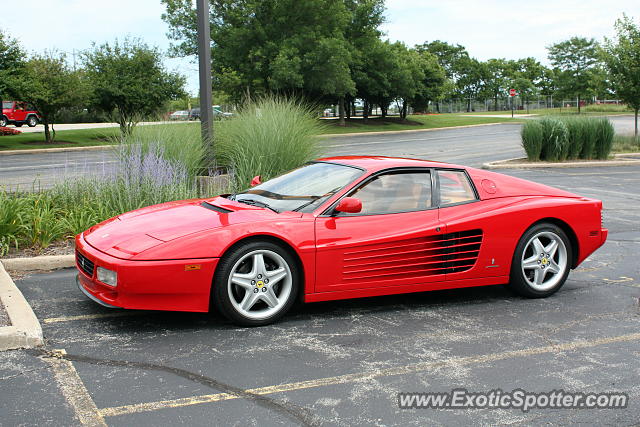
[1,120,639,425]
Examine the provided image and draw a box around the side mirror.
[250,175,262,187]
[335,197,362,214]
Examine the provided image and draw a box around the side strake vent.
[342,229,483,282]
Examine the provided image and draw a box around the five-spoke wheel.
[213,241,299,326]
[510,223,572,297]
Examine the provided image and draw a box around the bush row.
[521,116,614,161]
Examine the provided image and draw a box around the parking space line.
[98,331,640,418]
[45,349,107,426]
[43,312,145,324]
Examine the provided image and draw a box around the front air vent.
[342,229,482,282]
[76,251,95,277]
[201,202,233,213]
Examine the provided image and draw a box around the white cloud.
[382,0,638,64]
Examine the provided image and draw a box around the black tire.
[509,223,572,298]
[15,122,23,127]
[212,240,300,326]
[0,116,7,127]
[27,116,38,127]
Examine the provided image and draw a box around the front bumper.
[75,233,219,312]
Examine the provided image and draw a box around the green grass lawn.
[0,127,120,151]
[462,105,634,116]
[320,114,523,134]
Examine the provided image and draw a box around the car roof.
[316,156,466,173]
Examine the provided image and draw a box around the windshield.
[2,101,12,109]
[231,162,363,213]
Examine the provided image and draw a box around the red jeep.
[1,101,40,127]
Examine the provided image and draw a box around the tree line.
[0,33,185,142]
[162,1,639,133]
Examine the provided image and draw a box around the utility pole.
[196,0,214,159]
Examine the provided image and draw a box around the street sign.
[509,88,516,97]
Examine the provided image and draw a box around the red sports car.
[75,156,607,326]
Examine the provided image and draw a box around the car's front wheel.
[27,116,38,127]
[213,241,300,326]
[509,223,572,298]
[0,116,8,127]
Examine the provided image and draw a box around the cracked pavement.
[1,120,639,426]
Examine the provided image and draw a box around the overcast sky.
[1,0,638,94]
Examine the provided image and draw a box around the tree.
[162,0,357,124]
[416,41,469,112]
[456,57,489,112]
[0,29,26,98]
[5,52,87,143]
[547,37,600,113]
[484,58,510,111]
[509,58,544,113]
[406,49,445,114]
[603,14,640,135]
[83,38,186,135]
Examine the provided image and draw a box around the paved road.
[2,132,639,424]
[0,115,636,191]
[4,120,190,133]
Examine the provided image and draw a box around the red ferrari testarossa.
[75,156,607,325]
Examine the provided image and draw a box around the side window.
[345,171,432,215]
[437,170,477,206]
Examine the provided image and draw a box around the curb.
[0,145,116,156]
[0,261,44,351]
[1,255,75,272]
[482,153,640,170]
[321,122,514,138]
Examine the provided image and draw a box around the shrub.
[521,121,544,161]
[563,117,584,159]
[539,118,569,161]
[117,123,205,179]
[216,96,325,190]
[593,117,615,159]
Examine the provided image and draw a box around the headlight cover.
[97,267,117,287]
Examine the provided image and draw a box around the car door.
[435,168,508,281]
[314,169,447,292]
[14,102,27,122]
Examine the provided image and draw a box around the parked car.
[169,110,190,120]
[1,101,40,127]
[188,106,232,121]
[75,156,607,326]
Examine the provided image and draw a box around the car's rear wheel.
[509,223,572,298]
[27,116,38,127]
[213,241,299,326]
[0,116,8,127]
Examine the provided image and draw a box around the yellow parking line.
[98,331,640,418]
[43,312,144,324]
[45,349,107,426]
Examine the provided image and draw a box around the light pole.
[196,0,213,157]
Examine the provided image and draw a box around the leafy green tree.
[5,52,87,143]
[83,38,186,135]
[484,58,510,111]
[416,41,469,112]
[547,37,600,113]
[456,57,489,112]
[407,49,446,114]
[603,14,640,135]
[508,58,544,113]
[162,0,357,124]
[0,29,26,98]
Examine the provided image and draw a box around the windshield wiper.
[236,198,280,213]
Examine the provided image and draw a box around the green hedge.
[521,116,614,161]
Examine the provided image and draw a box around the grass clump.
[216,96,324,190]
[521,116,615,161]
[521,120,544,161]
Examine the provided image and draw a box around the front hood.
[84,197,282,259]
